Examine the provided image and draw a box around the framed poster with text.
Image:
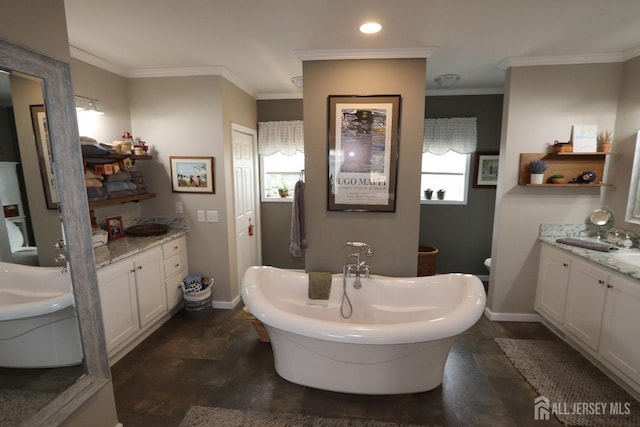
[327,95,401,212]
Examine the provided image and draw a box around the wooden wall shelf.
[518,153,612,186]
[89,193,156,208]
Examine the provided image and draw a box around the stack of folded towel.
[103,171,137,199]
[85,166,150,201]
[85,168,108,202]
[128,170,148,195]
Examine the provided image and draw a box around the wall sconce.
[75,95,104,115]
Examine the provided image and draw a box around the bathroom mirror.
[589,208,614,239]
[0,72,63,267]
[0,40,110,425]
[625,130,640,224]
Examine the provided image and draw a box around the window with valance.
[257,120,305,201]
[421,117,477,204]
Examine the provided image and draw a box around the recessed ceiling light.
[360,22,382,34]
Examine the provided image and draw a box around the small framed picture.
[169,156,215,193]
[105,216,125,240]
[474,152,499,188]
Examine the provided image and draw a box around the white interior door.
[231,124,261,286]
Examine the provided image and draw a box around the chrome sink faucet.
[343,241,374,289]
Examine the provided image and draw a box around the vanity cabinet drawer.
[164,250,187,278]
[162,236,186,259]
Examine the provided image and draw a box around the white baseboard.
[484,307,541,322]
[212,295,241,310]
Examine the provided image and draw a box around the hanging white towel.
[289,180,306,257]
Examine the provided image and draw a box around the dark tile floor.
[111,306,567,426]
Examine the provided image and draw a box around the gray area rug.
[496,338,640,427]
[0,388,56,427]
[179,406,422,427]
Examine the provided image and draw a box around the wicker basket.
[418,245,438,276]
[181,279,213,319]
[242,307,270,342]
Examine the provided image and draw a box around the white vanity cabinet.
[563,257,608,351]
[162,235,188,310]
[536,242,640,395]
[97,255,141,353]
[600,272,640,385]
[133,246,167,327]
[535,244,572,326]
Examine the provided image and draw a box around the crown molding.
[256,92,303,100]
[499,52,625,69]
[426,87,504,96]
[294,47,435,61]
[69,45,128,76]
[69,46,256,96]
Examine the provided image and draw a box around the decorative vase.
[437,189,445,200]
[424,189,433,200]
[530,173,544,184]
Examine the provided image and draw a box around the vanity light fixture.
[359,22,382,34]
[75,95,104,115]
[434,74,461,87]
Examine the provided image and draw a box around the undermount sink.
[615,252,640,268]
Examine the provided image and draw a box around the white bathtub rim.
[0,291,74,321]
[241,267,486,345]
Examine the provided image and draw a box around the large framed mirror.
[626,130,640,225]
[0,39,110,425]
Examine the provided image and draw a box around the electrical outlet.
[175,201,183,214]
[197,210,205,222]
[206,210,218,223]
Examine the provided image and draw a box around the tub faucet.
[343,242,374,289]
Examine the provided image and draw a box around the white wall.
[488,62,622,317]
[128,75,257,303]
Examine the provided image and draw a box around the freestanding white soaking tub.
[241,266,486,394]
[0,261,83,368]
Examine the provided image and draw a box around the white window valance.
[423,117,477,154]
[258,120,304,156]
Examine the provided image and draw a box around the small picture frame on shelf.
[105,216,125,240]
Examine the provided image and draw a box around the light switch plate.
[175,201,183,214]
[206,210,218,223]
[197,210,205,222]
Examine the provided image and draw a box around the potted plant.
[437,189,446,200]
[597,130,613,153]
[529,160,547,184]
[549,174,564,184]
[277,179,290,198]
[424,189,433,200]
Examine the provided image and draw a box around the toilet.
[6,220,39,266]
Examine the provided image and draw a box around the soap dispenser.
[622,234,634,249]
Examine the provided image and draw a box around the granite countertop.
[538,224,640,281]
[93,217,188,269]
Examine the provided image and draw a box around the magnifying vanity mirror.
[0,40,110,425]
[589,208,614,240]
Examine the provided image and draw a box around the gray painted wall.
[420,95,503,275]
[258,95,503,275]
[257,99,305,269]
[303,58,426,276]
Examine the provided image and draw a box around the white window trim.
[420,153,471,205]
